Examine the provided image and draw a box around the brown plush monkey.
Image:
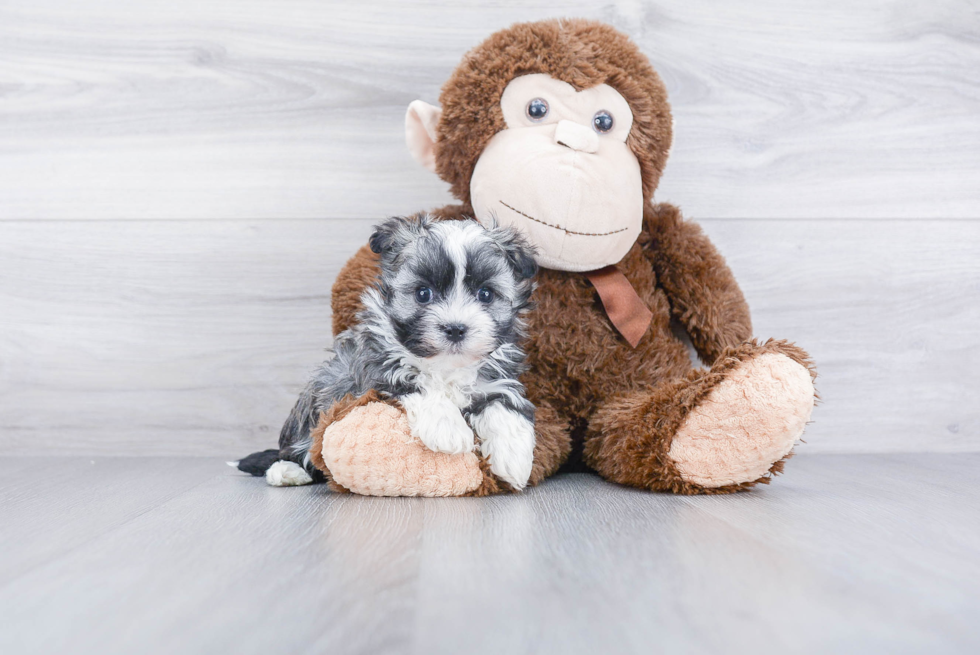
[312,18,816,496]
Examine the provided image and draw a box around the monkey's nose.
[554,120,599,153]
[442,324,467,343]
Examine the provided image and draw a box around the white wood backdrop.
[1,0,978,455]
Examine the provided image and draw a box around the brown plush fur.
[323,19,816,495]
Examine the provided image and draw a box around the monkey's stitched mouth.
[499,201,628,237]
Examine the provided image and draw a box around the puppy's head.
[369,213,536,361]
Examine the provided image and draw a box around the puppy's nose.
[554,120,599,153]
[442,324,467,343]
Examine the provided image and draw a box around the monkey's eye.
[526,98,549,121]
[415,287,433,304]
[476,287,494,303]
[593,110,614,133]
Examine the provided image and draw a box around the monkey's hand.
[470,402,535,490]
[401,392,475,455]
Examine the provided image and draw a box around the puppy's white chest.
[415,367,477,409]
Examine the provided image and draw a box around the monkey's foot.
[586,339,816,494]
[668,342,816,489]
[317,402,483,497]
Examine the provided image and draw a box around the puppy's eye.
[415,287,433,304]
[593,110,614,133]
[476,287,494,303]
[526,98,548,121]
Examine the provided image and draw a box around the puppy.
[236,213,539,490]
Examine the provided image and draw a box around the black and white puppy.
[236,213,538,490]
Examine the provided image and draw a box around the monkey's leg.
[583,340,816,494]
[309,394,570,497]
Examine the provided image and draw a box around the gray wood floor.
[1,454,977,654]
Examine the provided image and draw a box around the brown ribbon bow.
[584,265,653,348]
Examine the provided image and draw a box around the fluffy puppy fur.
[239,214,539,490]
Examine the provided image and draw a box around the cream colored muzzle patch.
[470,123,643,272]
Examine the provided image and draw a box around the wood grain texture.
[0,0,977,219]
[0,218,977,456]
[0,457,219,586]
[0,455,977,654]
[0,219,373,456]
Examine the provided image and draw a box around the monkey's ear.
[405,100,442,173]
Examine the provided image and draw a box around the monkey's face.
[406,20,673,271]
[468,74,644,272]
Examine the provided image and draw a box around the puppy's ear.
[487,225,538,281]
[370,213,432,256]
[368,221,397,254]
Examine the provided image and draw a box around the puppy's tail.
[231,380,325,481]
[232,449,280,477]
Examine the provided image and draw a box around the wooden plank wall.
[1,0,978,456]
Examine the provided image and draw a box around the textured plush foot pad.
[321,402,483,497]
[669,353,815,488]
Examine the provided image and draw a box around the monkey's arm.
[641,202,752,364]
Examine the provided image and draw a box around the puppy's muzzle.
[442,324,467,343]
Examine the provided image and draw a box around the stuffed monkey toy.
[310,18,816,496]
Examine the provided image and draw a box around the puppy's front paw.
[402,393,474,455]
[471,403,535,490]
